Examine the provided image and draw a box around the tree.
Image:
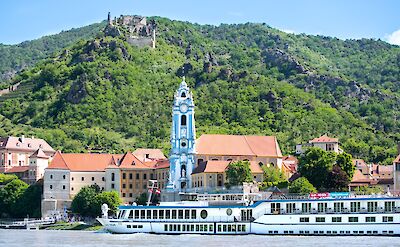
[71,184,100,217]
[14,182,43,218]
[289,177,317,194]
[336,152,354,180]
[94,191,122,216]
[225,161,253,187]
[135,193,148,206]
[0,178,28,216]
[0,173,18,185]
[298,147,336,190]
[326,165,349,191]
[262,165,286,183]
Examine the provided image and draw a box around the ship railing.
[123,216,237,223]
[252,207,400,217]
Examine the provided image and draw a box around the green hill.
[0,21,106,87]
[0,17,399,164]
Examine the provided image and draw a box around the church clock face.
[179,103,188,113]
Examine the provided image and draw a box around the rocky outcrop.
[262,48,308,75]
[66,74,88,104]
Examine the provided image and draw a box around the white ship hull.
[98,196,400,236]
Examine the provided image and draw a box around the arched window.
[258,162,264,167]
[181,115,187,126]
[181,92,186,98]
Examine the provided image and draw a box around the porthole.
[200,210,208,219]
[226,208,232,216]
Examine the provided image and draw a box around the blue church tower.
[166,77,196,192]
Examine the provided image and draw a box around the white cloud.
[386,29,400,45]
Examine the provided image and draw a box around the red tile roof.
[0,136,55,153]
[30,148,49,159]
[118,152,150,169]
[47,151,123,172]
[132,148,166,161]
[5,166,30,173]
[196,134,282,157]
[309,135,338,143]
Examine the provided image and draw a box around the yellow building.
[191,160,263,190]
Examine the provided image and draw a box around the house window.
[50,174,53,179]
[111,183,115,189]
[50,185,53,190]
[63,175,66,179]
[81,177,84,181]
[143,173,147,180]
[92,177,95,181]
[102,177,105,181]
[71,177,74,181]
[123,184,126,189]
[136,173,140,179]
[181,115,187,126]
[62,185,66,190]
[111,173,115,181]
[129,173,133,179]
[129,184,133,189]
[123,173,126,179]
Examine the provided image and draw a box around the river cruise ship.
[97,192,400,236]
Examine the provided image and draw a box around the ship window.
[128,210,134,219]
[185,210,190,219]
[349,217,358,222]
[172,210,177,219]
[317,203,327,213]
[200,225,204,231]
[181,115,187,126]
[286,203,295,214]
[183,225,186,231]
[166,210,171,219]
[210,224,213,232]
[140,210,145,219]
[301,203,311,213]
[169,224,172,231]
[384,201,395,212]
[300,217,309,223]
[164,225,168,231]
[350,202,361,212]
[147,210,151,219]
[218,225,222,232]
[153,210,158,219]
[191,210,196,219]
[316,217,325,222]
[173,225,177,231]
[178,210,184,219]
[196,225,199,231]
[366,216,376,222]
[383,216,393,222]
[223,225,227,232]
[135,210,139,219]
[177,225,181,231]
[332,217,342,222]
[200,210,208,219]
[334,202,344,212]
[191,225,194,231]
[367,201,378,212]
[127,225,131,228]
[159,210,164,219]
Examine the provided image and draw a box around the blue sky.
[0,0,399,45]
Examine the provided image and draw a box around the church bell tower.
[167,77,196,192]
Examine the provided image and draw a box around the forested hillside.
[0,17,398,164]
[0,22,106,87]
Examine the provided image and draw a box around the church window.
[181,115,187,126]
[181,141,187,147]
[181,92,186,98]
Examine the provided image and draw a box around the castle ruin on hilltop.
[104,12,156,48]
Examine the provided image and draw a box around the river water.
[0,229,399,247]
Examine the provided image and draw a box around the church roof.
[196,134,282,157]
[132,148,166,161]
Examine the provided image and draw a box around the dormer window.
[132,161,135,166]
[39,144,43,148]
[16,143,20,147]
[28,143,31,148]
[181,92,186,98]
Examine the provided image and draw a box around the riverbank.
[40,222,103,231]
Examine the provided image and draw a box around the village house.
[42,149,169,217]
[350,158,393,191]
[0,135,55,183]
[191,160,263,190]
[195,134,283,170]
[281,155,298,179]
[295,134,342,155]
